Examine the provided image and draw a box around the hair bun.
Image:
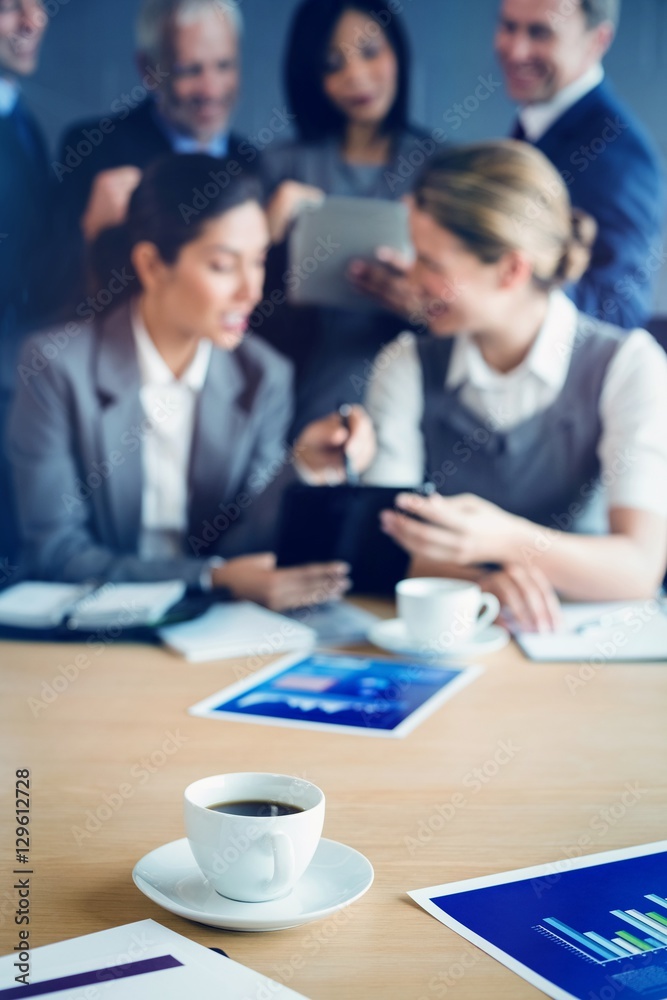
[557,209,597,284]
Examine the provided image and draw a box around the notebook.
[158,601,317,662]
[0,918,308,997]
[515,598,667,662]
[0,580,186,631]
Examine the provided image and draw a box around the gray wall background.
[23,0,667,310]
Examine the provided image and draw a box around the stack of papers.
[158,601,316,662]
[0,580,186,631]
[515,599,667,662]
[0,918,308,997]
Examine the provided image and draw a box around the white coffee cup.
[184,772,325,902]
[396,578,500,651]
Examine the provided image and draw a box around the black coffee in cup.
[208,800,304,817]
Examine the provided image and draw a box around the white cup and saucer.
[132,772,374,931]
[368,578,509,660]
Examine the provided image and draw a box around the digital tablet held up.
[288,196,411,311]
[276,483,413,597]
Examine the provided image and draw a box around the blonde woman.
[364,142,667,631]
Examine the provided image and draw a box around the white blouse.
[363,291,667,520]
[131,306,212,559]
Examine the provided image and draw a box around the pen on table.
[338,403,360,486]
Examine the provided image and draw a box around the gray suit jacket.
[8,301,295,584]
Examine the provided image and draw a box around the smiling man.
[495,0,664,329]
[55,0,252,311]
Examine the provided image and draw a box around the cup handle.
[473,593,501,635]
[263,831,295,898]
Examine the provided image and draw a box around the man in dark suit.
[351,0,663,334]
[0,0,52,574]
[55,0,256,305]
[495,0,664,330]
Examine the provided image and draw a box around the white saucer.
[367,618,510,659]
[132,837,374,932]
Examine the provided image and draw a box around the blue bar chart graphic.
[535,891,667,964]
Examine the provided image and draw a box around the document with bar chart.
[409,841,667,1000]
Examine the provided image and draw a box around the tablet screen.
[276,483,412,596]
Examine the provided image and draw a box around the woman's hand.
[212,553,351,611]
[266,181,326,243]
[347,246,423,320]
[479,564,562,634]
[294,405,377,483]
[380,492,525,566]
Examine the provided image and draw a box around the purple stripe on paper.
[0,954,182,997]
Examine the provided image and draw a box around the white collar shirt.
[0,77,19,117]
[446,289,578,431]
[131,304,212,558]
[519,63,604,143]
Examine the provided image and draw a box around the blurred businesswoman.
[365,142,667,630]
[8,154,370,609]
[258,0,433,430]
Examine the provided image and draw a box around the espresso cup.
[184,772,325,902]
[396,578,500,652]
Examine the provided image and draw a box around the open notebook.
[515,598,667,662]
[0,581,186,630]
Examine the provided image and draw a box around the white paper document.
[515,598,667,662]
[409,841,667,1000]
[0,918,308,998]
[158,601,316,662]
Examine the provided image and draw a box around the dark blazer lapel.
[94,301,144,553]
[187,348,253,549]
[535,82,608,154]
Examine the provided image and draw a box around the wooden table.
[1,599,666,998]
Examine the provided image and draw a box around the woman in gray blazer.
[8,154,373,609]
